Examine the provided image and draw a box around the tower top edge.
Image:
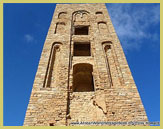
[56,3,106,7]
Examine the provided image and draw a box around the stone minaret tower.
[24,4,148,126]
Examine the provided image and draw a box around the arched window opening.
[73,63,94,92]
[58,12,67,19]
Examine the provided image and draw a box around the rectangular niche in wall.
[74,26,89,35]
[73,63,94,92]
[73,42,91,56]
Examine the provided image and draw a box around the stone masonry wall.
[24,4,148,126]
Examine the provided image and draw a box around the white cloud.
[106,4,160,53]
[24,34,34,43]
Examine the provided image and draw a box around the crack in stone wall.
[93,100,107,115]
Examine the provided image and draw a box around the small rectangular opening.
[74,42,91,56]
[49,123,54,126]
[74,26,89,35]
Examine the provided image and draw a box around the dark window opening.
[74,42,91,56]
[74,26,89,35]
[96,11,103,14]
[73,63,94,92]
[49,123,54,126]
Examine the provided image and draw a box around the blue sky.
[3,3,160,126]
